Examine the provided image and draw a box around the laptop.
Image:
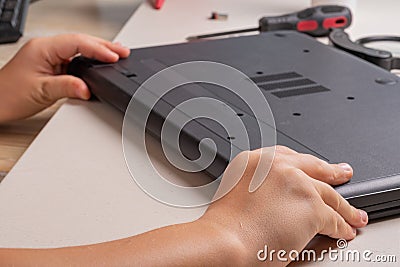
[68,31,400,219]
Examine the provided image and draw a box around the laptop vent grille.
[250,72,301,83]
[250,72,330,98]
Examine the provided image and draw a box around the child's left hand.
[0,34,130,123]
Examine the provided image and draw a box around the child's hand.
[202,146,368,265]
[0,34,130,123]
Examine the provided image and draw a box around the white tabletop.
[0,0,399,266]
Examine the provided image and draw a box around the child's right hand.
[202,146,368,266]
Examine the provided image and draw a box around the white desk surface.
[1,0,399,266]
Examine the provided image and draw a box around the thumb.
[41,75,91,103]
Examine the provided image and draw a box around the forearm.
[0,218,247,267]
[0,147,368,266]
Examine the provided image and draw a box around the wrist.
[196,214,250,266]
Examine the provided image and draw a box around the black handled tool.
[329,28,400,70]
[187,5,352,40]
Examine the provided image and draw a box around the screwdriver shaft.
[187,27,260,41]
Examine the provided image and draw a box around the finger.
[313,180,368,228]
[253,145,298,155]
[288,153,353,185]
[45,34,130,65]
[104,41,131,58]
[319,205,357,240]
[40,75,91,104]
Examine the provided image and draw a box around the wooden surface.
[0,0,141,182]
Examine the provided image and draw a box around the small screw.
[209,12,228,20]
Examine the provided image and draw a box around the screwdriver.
[187,5,352,41]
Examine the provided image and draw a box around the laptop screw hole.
[293,112,301,116]
[303,49,310,53]
[256,71,263,75]
[237,113,244,117]
[227,136,235,140]
[274,33,286,37]
[347,96,355,100]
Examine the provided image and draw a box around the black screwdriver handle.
[259,5,352,37]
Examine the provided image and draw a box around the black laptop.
[68,31,400,219]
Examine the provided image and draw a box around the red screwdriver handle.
[259,5,352,37]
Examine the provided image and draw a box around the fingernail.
[359,210,368,223]
[107,50,119,60]
[339,163,352,172]
[78,85,90,99]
